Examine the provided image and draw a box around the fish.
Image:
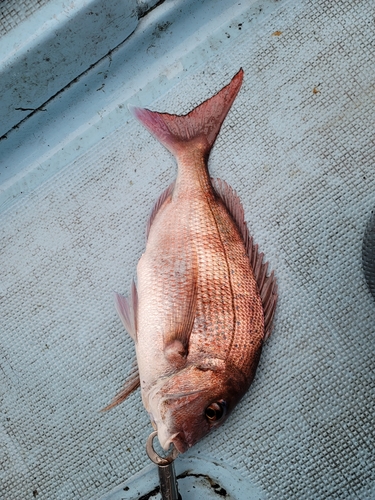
[105,69,277,454]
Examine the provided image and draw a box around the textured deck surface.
[1,0,374,499]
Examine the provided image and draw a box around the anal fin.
[146,181,175,239]
[114,280,138,341]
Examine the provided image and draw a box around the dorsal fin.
[146,181,175,239]
[212,178,278,339]
[114,280,138,341]
[102,359,140,411]
[129,69,244,160]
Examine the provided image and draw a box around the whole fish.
[105,69,277,454]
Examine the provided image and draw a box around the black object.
[362,209,375,300]
[158,461,181,500]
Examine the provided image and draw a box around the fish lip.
[170,433,189,454]
[157,429,189,454]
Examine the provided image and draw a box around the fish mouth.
[158,429,189,454]
[170,433,189,454]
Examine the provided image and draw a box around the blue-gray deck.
[1,1,374,499]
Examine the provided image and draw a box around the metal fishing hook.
[146,431,180,500]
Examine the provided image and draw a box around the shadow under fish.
[104,69,278,454]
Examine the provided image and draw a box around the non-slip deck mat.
[0,0,51,36]
[1,0,374,498]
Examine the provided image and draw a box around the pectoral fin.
[163,272,198,367]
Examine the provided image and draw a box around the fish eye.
[205,401,226,422]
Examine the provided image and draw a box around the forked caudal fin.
[129,69,244,159]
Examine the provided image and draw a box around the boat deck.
[1,1,374,498]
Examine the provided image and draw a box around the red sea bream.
[106,69,277,454]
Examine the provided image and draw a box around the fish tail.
[129,69,244,159]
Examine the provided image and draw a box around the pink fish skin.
[106,69,277,454]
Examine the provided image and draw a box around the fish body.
[108,69,277,453]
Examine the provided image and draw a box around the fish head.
[147,359,249,454]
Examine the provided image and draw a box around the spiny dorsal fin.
[129,69,244,160]
[102,360,140,411]
[212,178,278,340]
[114,280,138,341]
[146,181,175,239]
